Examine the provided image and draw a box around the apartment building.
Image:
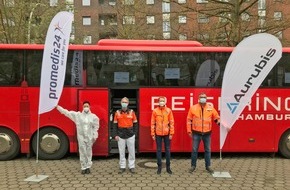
[71,0,290,46]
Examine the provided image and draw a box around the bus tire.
[278,130,290,159]
[32,127,69,160]
[0,127,20,161]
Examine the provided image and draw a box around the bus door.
[78,88,109,156]
[109,89,138,154]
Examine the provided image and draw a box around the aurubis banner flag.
[38,11,73,114]
[220,33,282,149]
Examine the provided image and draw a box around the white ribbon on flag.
[38,11,73,114]
[220,33,282,149]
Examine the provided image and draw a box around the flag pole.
[35,114,40,177]
[212,125,231,178]
[219,149,222,174]
[24,114,48,182]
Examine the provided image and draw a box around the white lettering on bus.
[151,94,290,114]
[238,114,290,120]
[172,97,185,111]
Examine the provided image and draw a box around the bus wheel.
[32,127,69,160]
[279,130,290,159]
[0,127,20,161]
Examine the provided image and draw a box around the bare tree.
[0,0,67,44]
[172,0,290,46]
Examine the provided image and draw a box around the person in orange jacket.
[151,96,174,175]
[187,92,220,174]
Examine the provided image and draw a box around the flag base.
[24,175,48,182]
[212,171,231,178]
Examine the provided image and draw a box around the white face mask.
[159,101,165,107]
[199,97,207,104]
[83,107,90,113]
[121,102,128,108]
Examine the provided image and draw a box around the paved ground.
[0,153,289,190]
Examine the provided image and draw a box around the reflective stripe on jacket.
[113,109,137,128]
[186,103,219,134]
[113,109,138,139]
[151,106,174,136]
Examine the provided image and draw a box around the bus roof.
[1,40,290,53]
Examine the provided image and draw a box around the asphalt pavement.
[0,152,289,190]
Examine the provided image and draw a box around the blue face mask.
[199,98,207,103]
[121,102,128,108]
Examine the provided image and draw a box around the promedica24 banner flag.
[220,33,282,150]
[25,11,73,182]
[38,11,73,114]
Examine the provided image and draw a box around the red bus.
[0,40,290,161]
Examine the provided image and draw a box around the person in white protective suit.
[56,101,99,174]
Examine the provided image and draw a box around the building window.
[100,19,105,25]
[275,31,282,39]
[109,0,116,5]
[258,0,266,10]
[124,0,134,5]
[274,12,282,21]
[123,16,135,24]
[197,0,208,3]
[4,0,15,6]
[82,16,91,25]
[197,33,209,40]
[163,14,170,22]
[3,18,15,26]
[162,2,170,13]
[258,10,266,17]
[219,13,230,22]
[146,0,154,4]
[198,14,209,23]
[50,0,58,6]
[179,34,187,40]
[83,35,92,44]
[178,0,186,3]
[241,12,250,21]
[147,16,155,24]
[179,15,186,23]
[147,34,155,39]
[163,32,170,39]
[163,21,170,32]
[82,0,90,6]
[258,17,266,27]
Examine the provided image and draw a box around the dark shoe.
[85,168,90,174]
[118,168,126,174]
[157,168,161,175]
[129,168,135,174]
[81,170,86,174]
[166,168,173,175]
[206,167,214,174]
[189,166,196,173]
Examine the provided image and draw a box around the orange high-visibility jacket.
[187,103,220,135]
[151,106,174,136]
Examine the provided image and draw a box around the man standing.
[113,97,138,174]
[56,101,99,174]
[187,92,220,174]
[151,96,174,175]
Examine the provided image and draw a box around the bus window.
[0,50,22,86]
[150,52,191,86]
[276,53,290,87]
[96,51,146,87]
[263,53,289,87]
[26,50,42,86]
